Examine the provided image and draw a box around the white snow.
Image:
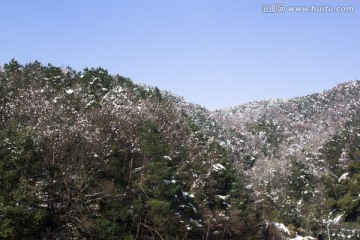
[116,86,123,93]
[273,222,290,235]
[86,100,96,108]
[338,172,349,183]
[212,163,225,171]
[331,213,343,224]
[217,195,229,200]
[288,236,315,240]
[65,89,74,94]
[164,156,171,160]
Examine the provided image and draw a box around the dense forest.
[0,60,359,239]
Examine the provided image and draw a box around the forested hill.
[0,60,259,239]
[0,60,359,239]
[211,81,360,239]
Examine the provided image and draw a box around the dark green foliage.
[0,60,263,239]
[321,113,360,222]
[0,129,45,239]
[288,158,315,201]
[229,171,263,238]
[249,115,283,157]
[3,59,22,73]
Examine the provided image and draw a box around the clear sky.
[1,0,359,110]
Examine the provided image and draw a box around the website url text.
[262,5,354,13]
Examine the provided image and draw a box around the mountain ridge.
[0,59,359,239]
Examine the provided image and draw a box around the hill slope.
[0,60,261,239]
[210,81,360,239]
[0,60,359,239]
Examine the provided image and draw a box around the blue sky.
[1,1,359,110]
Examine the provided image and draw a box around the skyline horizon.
[1,1,359,109]
[0,57,359,110]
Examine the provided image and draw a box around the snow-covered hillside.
[0,60,359,239]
